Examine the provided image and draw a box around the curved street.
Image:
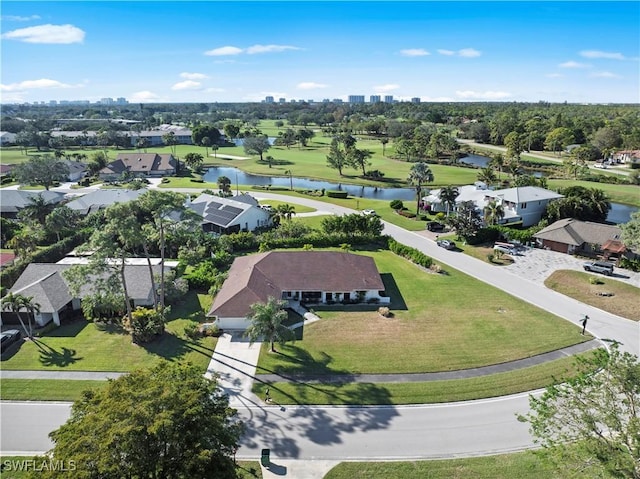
[1,190,637,471]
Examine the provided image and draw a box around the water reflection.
[202,166,636,224]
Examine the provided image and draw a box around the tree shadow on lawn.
[141,331,213,362]
[34,339,82,367]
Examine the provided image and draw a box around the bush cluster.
[123,307,165,344]
[326,190,348,198]
[389,200,404,210]
[397,209,416,218]
[619,257,640,272]
[388,238,433,269]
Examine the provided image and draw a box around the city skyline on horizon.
[1,1,639,105]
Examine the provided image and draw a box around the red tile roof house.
[98,153,177,181]
[208,251,390,330]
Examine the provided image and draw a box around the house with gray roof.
[533,218,627,260]
[2,262,168,327]
[424,184,563,227]
[99,153,177,181]
[208,251,389,330]
[0,190,65,219]
[187,193,271,234]
[65,189,147,215]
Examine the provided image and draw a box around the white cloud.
[246,44,301,54]
[559,61,590,68]
[374,84,400,93]
[204,46,243,56]
[1,24,85,44]
[171,80,202,91]
[545,73,565,78]
[456,90,511,100]
[297,82,328,90]
[458,48,481,58]
[580,50,625,60]
[0,78,77,91]
[400,48,430,57]
[1,15,41,22]
[590,71,621,78]
[180,72,208,80]
[205,44,301,56]
[438,48,481,57]
[130,91,161,102]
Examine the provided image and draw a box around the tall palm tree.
[408,162,434,216]
[201,136,211,157]
[1,293,38,338]
[477,167,498,186]
[489,153,505,179]
[438,185,460,216]
[244,296,293,352]
[18,194,56,226]
[483,200,505,226]
[276,203,296,221]
[217,176,232,197]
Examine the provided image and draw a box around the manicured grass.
[323,449,613,479]
[294,215,333,230]
[0,379,107,401]
[255,249,587,377]
[547,179,640,207]
[545,270,640,321]
[253,351,598,405]
[457,242,516,266]
[258,199,316,213]
[0,291,217,372]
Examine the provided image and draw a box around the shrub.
[398,209,416,218]
[589,276,604,285]
[378,306,391,317]
[183,322,201,340]
[487,253,495,263]
[388,238,433,269]
[123,307,165,344]
[435,212,446,221]
[303,243,313,250]
[619,257,640,272]
[389,200,404,210]
[326,190,348,198]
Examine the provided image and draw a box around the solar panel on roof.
[222,206,243,215]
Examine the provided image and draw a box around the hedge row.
[258,233,381,251]
[0,229,91,292]
[326,190,348,199]
[387,238,433,269]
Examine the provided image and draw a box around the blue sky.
[1,1,639,104]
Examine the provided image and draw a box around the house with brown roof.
[99,153,177,181]
[208,251,390,329]
[533,218,628,261]
[612,150,640,164]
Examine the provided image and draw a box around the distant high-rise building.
[370,95,381,103]
[49,100,57,106]
[332,98,343,103]
[116,97,128,104]
[279,98,286,103]
[411,97,421,104]
[265,96,275,103]
[384,95,394,103]
[348,95,365,104]
[100,97,115,105]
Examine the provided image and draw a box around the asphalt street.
[1,191,637,463]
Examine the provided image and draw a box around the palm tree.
[217,176,232,197]
[408,162,434,216]
[438,185,460,216]
[276,203,296,221]
[380,138,389,156]
[477,167,498,186]
[1,293,38,338]
[483,200,505,226]
[244,296,293,352]
[201,136,211,157]
[489,153,505,179]
[18,194,56,226]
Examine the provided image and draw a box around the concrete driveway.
[503,248,640,288]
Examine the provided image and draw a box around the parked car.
[362,209,378,216]
[426,221,445,232]
[1,329,22,356]
[436,239,456,250]
[583,261,614,276]
[493,243,517,255]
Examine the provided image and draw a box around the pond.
[202,166,636,224]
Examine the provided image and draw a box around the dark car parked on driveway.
[1,329,23,357]
[427,221,445,232]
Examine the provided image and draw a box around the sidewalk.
[254,339,602,384]
[259,460,339,479]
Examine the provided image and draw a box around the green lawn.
[257,199,316,213]
[253,351,597,405]
[323,449,613,479]
[255,249,587,378]
[0,379,108,401]
[1,291,217,372]
[547,179,640,207]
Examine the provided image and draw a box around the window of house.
[521,202,527,209]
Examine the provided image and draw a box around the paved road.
[1,192,637,462]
